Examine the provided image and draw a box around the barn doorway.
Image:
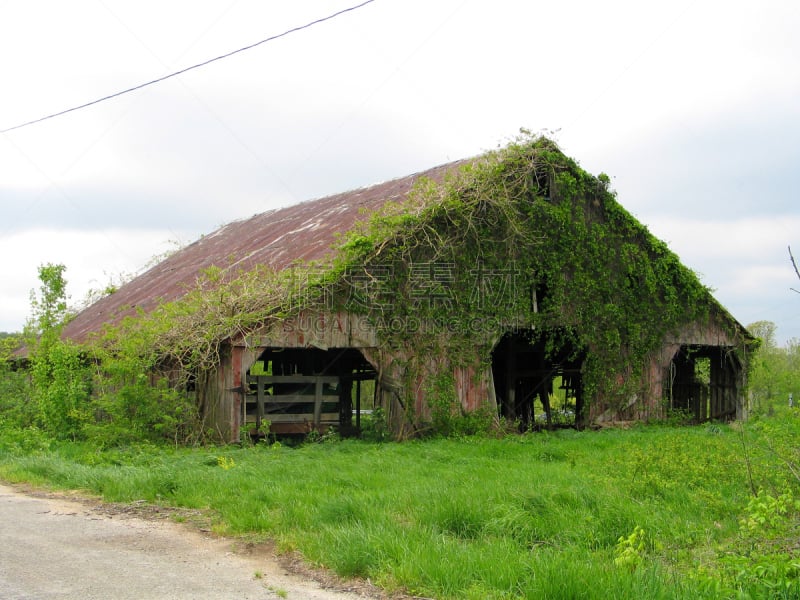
[491,329,585,430]
[244,347,376,436]
[665,345,740,422]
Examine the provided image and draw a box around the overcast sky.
[1,0,798,344]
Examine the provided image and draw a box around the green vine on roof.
[325,133,727,409]
[91,132,737,425]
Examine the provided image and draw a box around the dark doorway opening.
[244,347,376,437]
[666,345,740,422]
[491,329,585,430]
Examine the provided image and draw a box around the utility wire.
[1,0,377,134]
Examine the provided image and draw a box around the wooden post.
[710,358,719,419]
[356,378,362,431]
[256,378,265,431]
[340,378,353,428]
[313,379,323,427]
[505,338,516,421]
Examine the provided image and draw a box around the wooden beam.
[260,394,339,404]
[262,413,340,424]
[246,374,339,384]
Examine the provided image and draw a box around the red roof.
[62,160,467,342]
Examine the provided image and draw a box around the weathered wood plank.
[246,413,340,424]
[246,375,339,384]
[250,394,339,404]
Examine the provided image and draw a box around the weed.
[360,407,389,441]
[305,429,340,444]
[2,420,800,598]
[614,525,649,571]
[740,488,800,532]
[216,456,236,470]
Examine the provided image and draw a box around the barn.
[63,136,754,440]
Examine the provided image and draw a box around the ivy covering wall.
[322,134,736,413]
[90,134,746,433]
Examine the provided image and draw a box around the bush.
[361,407,390,441]
[85,375,199,447]
[31,341,92,440]
[0,364,35,429]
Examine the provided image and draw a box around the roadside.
[0,482,385,600]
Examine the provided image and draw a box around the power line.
[0,0,377,135]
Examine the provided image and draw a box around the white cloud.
[642,217,800,264]
[1,0,799,346]
[725,265,796,296]
[0,228,190,332]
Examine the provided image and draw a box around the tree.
[25,264,90,439]
[748,321,783,412]
[0,333,21,363]
[25,263,69,346]
[747,321,799,413]
[748,321,777,350]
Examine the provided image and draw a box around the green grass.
[2,414,800,599]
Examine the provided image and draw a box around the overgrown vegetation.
[3,133,751,441]
[2,417,800,598]
[0,132,798,595]
[325,134,738,418]
[747,320,800,414]
[2,264,201,446]
[0,333,33,428]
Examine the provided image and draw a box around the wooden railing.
[244,374,340,431]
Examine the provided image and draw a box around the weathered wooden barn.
[63,137,754,440]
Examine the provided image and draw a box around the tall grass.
[2,415,799,599]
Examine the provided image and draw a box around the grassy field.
[2,413,799,599]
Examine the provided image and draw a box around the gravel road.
[0,483,378,600]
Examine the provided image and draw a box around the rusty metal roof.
[62,159,469,342]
